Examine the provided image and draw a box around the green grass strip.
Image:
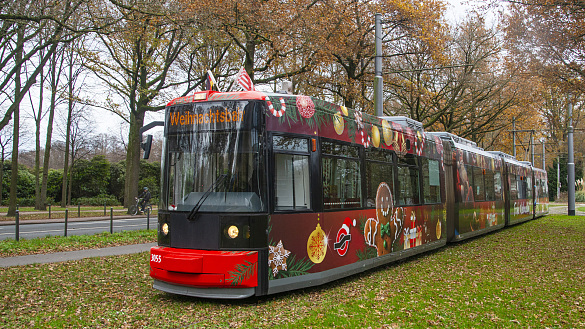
[0,215,583,328]
[0,230,156,257]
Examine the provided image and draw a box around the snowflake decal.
[268,240,291,276]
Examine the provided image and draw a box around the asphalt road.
[0,216,157,241]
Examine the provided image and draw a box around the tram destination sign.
[167,102,248,133]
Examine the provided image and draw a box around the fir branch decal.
[356,246,378,261]
[227,260,257,286]
[270,254,314,280]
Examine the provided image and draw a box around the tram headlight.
[162,223,170,236]
[220,215,267,249]
[227,225,239,239]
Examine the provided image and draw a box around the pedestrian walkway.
[0,242,156,268]
[547,203,585,216]
[0,213,148,226]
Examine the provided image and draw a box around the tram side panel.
[264,98,447,295]
[533,168,550,218]
[447,143,505,241]
[505,160,534,225]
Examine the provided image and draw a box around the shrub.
[72,194,121,206]
[576,191,585,202]
[2,197,55,207]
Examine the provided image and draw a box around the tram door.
[443,142,456,242]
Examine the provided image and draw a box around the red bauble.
[296,95,315,118]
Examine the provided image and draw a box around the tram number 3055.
[151,254,162,263]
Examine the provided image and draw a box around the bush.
[576,191,585,202]
[72,194,121,206]
[2,197,56,207]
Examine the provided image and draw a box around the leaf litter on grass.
[0,215,584,328]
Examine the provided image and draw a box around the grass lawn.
[0,230,157,258]
[1,215,584,328]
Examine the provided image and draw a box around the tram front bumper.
[149,246,258,288]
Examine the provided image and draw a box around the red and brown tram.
[148,89,548,298]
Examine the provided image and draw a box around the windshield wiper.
[187,174,228,221]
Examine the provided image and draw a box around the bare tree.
[0,123,14,206]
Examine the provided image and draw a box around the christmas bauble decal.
[371,125,380,148]
[333,112,344,135]
[382,120,392,146]
[296,95,315,119]
[307,223,327,263]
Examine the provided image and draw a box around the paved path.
[0,242,156,268]
[547,203,585,215]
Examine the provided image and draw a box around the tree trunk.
[7,30,24,217]
[40,89,56,210]
[124,110,145,209]
[61,47,74,208]
[41,50,61,210]
[34,63,44,210]
[61,116,72,207]
[67,163,73,206]
[0,153,4,206]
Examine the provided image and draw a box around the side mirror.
[141,134,153,159]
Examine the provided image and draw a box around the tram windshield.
[161,100,266,213]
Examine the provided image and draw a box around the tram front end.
[149,92,269,298]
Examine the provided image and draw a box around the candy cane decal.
[267,96,286,117]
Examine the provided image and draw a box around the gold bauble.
[382,120,392,146]
[371,125,380,148]
[333,112,344,135]
[307,223,327,264]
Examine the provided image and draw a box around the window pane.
[322,140,359,158]
[473,167,485,201]
[517,176,525,199]
[494,172,502,200]
[323,157,362,209]
[526,176,532,199]
[485,170,495,201]
[510,175,518,200]
[422,158,441,204]
[366,147,394,163]
[397,165,420,205]
[275,154,311,210]
[366,161,394,208]
[273,135,308,152]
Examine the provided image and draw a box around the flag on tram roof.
[236,67,255,91]
[206,70,218,91]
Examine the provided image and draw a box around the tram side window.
[396,155,420,206]
[494,172,502,200]
[517,175,526,199]
[322,141,361,210]
[526,176,533,199]
[472,167,485,201]
[485,170,496,201]
[510,174,519,200]
[421,158,441,204]
[273,136,311,211]
[366,148,394,208]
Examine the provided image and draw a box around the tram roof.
[426,131,478,149]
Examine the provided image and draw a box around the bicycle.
[129,197,152,216]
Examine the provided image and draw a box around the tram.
[148,88,548,299]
